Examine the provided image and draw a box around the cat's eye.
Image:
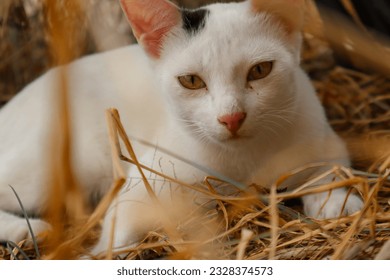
[178,75,207,90]
[247,61,273,82]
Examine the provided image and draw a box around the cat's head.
[120,0,305,149]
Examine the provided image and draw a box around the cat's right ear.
[250,0,304,34]
[120,0,181,59]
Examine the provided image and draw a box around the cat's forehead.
[180,2,250,37]
[171,3,289,67]
[179,2,287,51]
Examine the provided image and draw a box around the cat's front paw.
[90,225,140,258]
[89,208,150,258]
[6,219,51,244]
[303,188,363,219]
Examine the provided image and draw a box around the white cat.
[0,0,363,255]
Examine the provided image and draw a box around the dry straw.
[0,0,389,260]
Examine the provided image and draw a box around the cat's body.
[0,0,362,255]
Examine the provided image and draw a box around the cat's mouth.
[204,129,253,146]
[220,133,251,142]
[229,134,242,140]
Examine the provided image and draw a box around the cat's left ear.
[120,0,181,59]
[250,0,304,34]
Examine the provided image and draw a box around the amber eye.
[178,75,207,90]
[247,61,273,82]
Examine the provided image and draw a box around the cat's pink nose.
[218,112,247,134]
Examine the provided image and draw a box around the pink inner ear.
[120,0,181,58]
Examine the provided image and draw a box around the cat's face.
[121,0,304,149]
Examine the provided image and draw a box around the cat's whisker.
[259,109,298,126]
[258,117,291,133]
[259,120,283,140]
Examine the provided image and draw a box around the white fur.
[0,1,362,254]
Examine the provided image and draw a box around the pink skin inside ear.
[120,0,181,58]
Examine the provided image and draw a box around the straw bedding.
[0,0,389,260]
